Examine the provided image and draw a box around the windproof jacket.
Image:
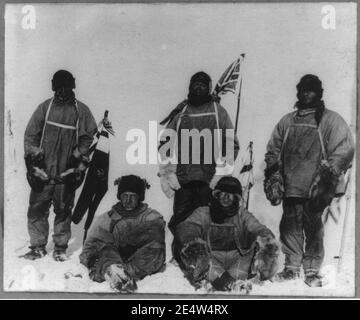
[265,108,354,198]
[24,98,97,178]
[175,206,274,255]
[162,100,240,185]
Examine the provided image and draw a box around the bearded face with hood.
[295,74,325,126]
[52,69,76,104]
[187,71,214,107]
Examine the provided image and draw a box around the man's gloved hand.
[104,264,137,293]
[263,163,284,206]
[25,151,49,192]
[308,161,339,213]
[31,167,49,180]
[254,235,280,281]
[69,149,90,172]
[211,271,235,292]
[160,173,181,199]
[230,279,253,294]
[86,254,101,282]
[60,150,90,191]
[158,163,181,198]
[180,239,210,285]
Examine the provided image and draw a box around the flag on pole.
[72,110,114,242]
[212,54,245,134]
[233,141,255,210]
[212,54,253,208]
[212,54,244,97]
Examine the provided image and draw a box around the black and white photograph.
[3,2,356,297]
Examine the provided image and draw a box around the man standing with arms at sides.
[23,70,97,262]
[264,74,354,287]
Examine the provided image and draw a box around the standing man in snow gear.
[174,176,279,292]
[158,71,240,251]
[23,70,97,262]
[264,74,354,287]
[79,175,166,293]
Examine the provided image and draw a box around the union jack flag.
[213,54,244,96]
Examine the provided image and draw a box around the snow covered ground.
[3,139,355,297]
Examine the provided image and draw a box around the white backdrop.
[4,3,356,296]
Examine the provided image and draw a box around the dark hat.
[296,74,323,99]
[214,176,242,197]
[52,70,76,91]
[189,71,212,88]
[114,175,150,201]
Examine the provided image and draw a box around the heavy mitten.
[180,239,210,284]
[263,163,284,206]
[230,279,253,294]
[254,235,280,281]
[104,264,137,293]
[60,152,90,191]
[211,271,235,291]
[308,162,339,213]
[25,151,49,192]
[158,163,180,198]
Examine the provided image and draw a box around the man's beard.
[296,97,322,110]
[187,92,212,107]
[54,90,75,103]
[295,99,325,126]
[114,201,140,215]
[209,196,239,224]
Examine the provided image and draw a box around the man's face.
[190,81,209,97]
[214,190,235,208]
[119,192,139,211]
[55,87,74,102]
[298,89,317,106]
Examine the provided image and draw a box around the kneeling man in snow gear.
[23,70,97,261]
[264,74,354,287]
[79,175,166,293]
[174,176,279,292]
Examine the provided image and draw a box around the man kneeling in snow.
[79,175,166,292]
[174,176,280,293]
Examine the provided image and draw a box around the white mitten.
[167,172,181,190]
[159,174,179,198]
[160,176,173,198]
[32,167,49,180]
[230,279,252,294]
[104,264,128,286]
[254,235,280,281]
[158,162,181,198]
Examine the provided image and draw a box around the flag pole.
[337,164,353,273]
[234,53,245,135]
[245,141,253,210]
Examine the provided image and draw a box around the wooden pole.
[234,53,245,135]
